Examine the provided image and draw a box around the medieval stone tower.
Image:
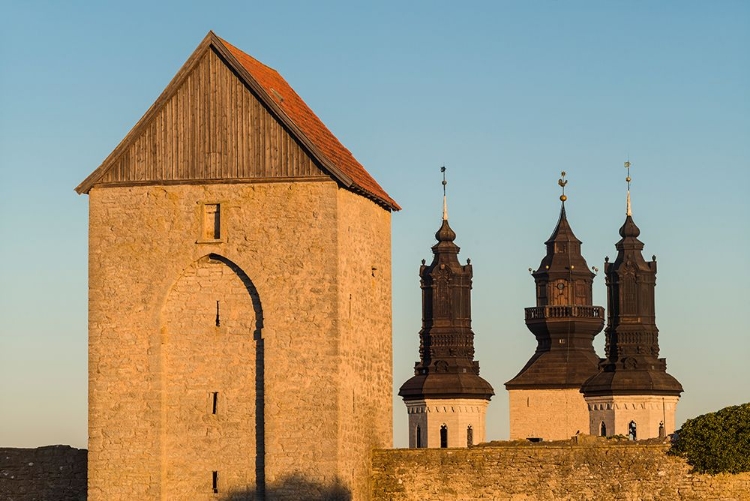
[581,164,683,439]
[399,172,494,448]
[505,173,604,441]
[76,32,398,501]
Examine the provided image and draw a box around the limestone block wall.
[0,446,87,501]
[87,180,392,501]
[335,189,393,500]
[371,443,750,501]
[586,395,679,438]
[405,399,488,448]
[160,255,259,499]
[508,388,589,440]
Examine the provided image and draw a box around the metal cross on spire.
[558,171,568,203]
[441,166,448,221]
[625,160,632,216]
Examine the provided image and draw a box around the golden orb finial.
[558,171,568,202]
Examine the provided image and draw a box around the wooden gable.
[76,32,400,211]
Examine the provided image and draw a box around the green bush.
[670,403,750,474]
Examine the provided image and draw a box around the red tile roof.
[218,37,400,211]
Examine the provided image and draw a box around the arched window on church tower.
[467,425,473,447]
[600,421,606,437]
[416,425,422,448]
[628,421,637,441]
[440,424,448,448]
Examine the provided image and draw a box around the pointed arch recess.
[158,253,265,497]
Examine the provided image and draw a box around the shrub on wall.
[670,403,750,474]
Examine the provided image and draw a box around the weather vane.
[624,160,632,216]
[625,161,632,190]
[558,171,568,202]
[441,166,448,221]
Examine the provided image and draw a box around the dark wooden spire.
[399,175,493,401]
[581,210,683,397]
[506,199,604,390]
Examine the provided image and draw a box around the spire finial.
[624,160,632,216]
[441,166,448,221]
[558,171,568,203]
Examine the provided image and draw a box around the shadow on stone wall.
[209,254,268,494]
[220,474,351,501]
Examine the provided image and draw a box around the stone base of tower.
[585,395,680,439]
[508,389,589,441]
[405,399,489,448]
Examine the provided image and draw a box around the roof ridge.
[216,36,281,76]
[76,32,400,211]
[215,34,400,210]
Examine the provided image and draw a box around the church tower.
[399,168,494,448]
[581,162,683,440]
[505,173,604,441]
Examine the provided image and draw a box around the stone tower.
[399,170,494,448]
[505,173,604,440]
[76,32,398,501]
[581,163,682,440]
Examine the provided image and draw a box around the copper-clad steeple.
[506,172,604,391]
[399,168,493,401]
[582,164,682,397]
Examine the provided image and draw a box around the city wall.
[3,443,750,500]
[371,441,750,501]
[0,446,87,501]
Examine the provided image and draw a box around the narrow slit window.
[204,204,220,240]
[211,392,218,415]
[467,425,473,447]
[212,471,218,493]
[215,300,220,327]
[416,425,422,448]
[440,424,448,448]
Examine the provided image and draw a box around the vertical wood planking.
[100,49,324,185]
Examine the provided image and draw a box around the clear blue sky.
[1,1,748,449]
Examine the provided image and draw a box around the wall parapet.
[0,446,87,501]
[371,440,750,500]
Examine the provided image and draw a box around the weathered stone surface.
[0,446,87,501]
[509,388,591,441]
[371,442,750,500]
[587,395,679,438]
[87,182,392,500]
[405,399,488,448]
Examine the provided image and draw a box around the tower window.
[440,424,448,448]
[211,392,218,415]
[416,425,422,448]
[467,425,473,447]
[212,471,218,493]
[628,421,637,441]
[204,204,221,240]
[600,421,607,437]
